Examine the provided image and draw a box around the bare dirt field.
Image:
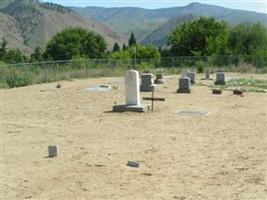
[2,73,267,200]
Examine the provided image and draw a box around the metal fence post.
[172,58,175,73]
[53,61,56,80]
[13,64,16,79]
[112,60,116,76]
[85,60,89,77]
[255,55,258,73]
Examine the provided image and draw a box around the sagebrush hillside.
[0,0,127,53]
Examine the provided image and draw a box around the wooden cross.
[143,90,165,111]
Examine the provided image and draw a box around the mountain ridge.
[0,0,127,53]
[71,2,267,43]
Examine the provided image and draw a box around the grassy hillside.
[72,3,267,43]
[0,0,127,53]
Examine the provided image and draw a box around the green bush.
[6,73,32,88]
[196,61,206,73]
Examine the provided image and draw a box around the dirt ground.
[2,73,267,200]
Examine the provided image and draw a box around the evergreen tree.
[112,43,120,52]
[31,47,43,62]
[158,46,162,53]
[128,32,136,47]
[0,38,7,59]
[122,43,127,51]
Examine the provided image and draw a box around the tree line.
[0,17,266,66]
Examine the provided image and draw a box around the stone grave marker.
[215,72,226,85]
[186,72,196,84]
[140,73,156,92]
[177,77,191,93]
[154,73,165,84]
[113,70,149,112]
[205,69,211,80]
[212,89,222,94]
[48,145,59,157]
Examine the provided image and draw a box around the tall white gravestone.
[125,70,140,105]
[113,70,149,112]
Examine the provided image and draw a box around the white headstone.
[125,70,140,105]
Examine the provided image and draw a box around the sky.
[43,0,267,14]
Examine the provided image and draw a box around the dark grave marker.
[143,90,165,111]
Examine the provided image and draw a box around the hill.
[0,0,127,53]
[72,3,267,43]
[143,14,198,47]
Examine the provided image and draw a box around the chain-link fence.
[1,55,267,88]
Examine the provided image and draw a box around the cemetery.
[2,71,267,199]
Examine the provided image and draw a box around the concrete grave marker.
[215,72,226,85]
[177,77,191,93]
[186,72,196,84]
[113,70,149,112]
[212,89,222,94]
[205,69,211,80]
[201,69,213,80]
[127,160,140,168]
[140,73,156,92]
[176,109,209,116]
[48,145,59,157]
[154,73,165,84]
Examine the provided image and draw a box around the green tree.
[109,49,131,59]
[228,23,267,55]
[112,43,120,52]
[128,32,136,47]
[122,43,127,50]
[3,49,28,64]
[169,17,229,56]
[135,44,160,61]
[0,38,7,59]
[109,44,160,61]
[44,27,107,60]
[30,47,43,62]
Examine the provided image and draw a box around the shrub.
[196,61,206,73]
[6,72,32,88]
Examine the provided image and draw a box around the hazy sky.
[43,0,267,14]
